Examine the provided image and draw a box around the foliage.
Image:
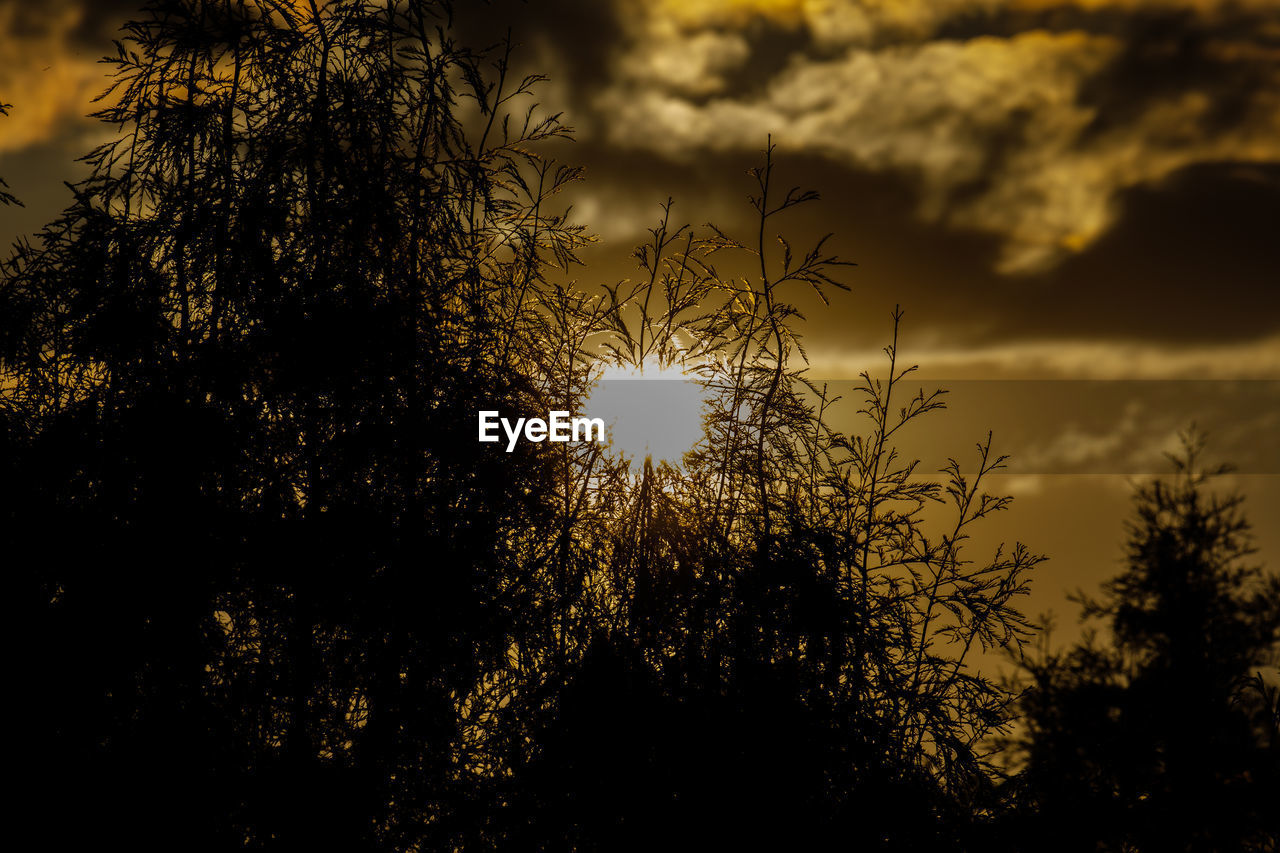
[3,3,1045,849]
[0,100,19,207]
[1006,432,1280,852]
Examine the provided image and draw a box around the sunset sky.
[3,0,1278,630]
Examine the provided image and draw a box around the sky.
[2,0,1278,633]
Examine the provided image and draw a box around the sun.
[583,358,709,467]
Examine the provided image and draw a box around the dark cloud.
[555,145,1280,376]
[553,1,1280,273]
[452,0,623,107]
[4,0,1278,375]
[1002,162,1280,344]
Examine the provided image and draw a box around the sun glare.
[584,359,709,467]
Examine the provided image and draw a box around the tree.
[494,146,1044,850]
[4,4,1045,850]
[4,1,580,848]
[1007,432,1280,852]
[0,100,19,207]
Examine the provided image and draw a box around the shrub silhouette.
[0,2,1061,850]
[1007,432,1280,852]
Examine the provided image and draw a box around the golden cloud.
[810,334,1280,379]
[601,0,1280,272]
[0,4,107,155]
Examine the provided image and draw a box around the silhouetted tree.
[493,146,1044,850]
[4,1,581,848]
[1006,432,1280,852]
[0,100,18,208]
[5,5,1047,851]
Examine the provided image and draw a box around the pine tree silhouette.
[1008,431,1280,852]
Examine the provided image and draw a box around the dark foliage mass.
[1,2,1275,850]
[1005,434,1280,852]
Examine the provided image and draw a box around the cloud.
[569,188,674,243]
[0,2,122,154]
[1014,399,1152,472]
[595,0,1280,273]
[809,333,1280,379]
[617,27,753,96]
[6,0,1278,277]
[1006,388,1280,475]
[817,371,1279,475]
